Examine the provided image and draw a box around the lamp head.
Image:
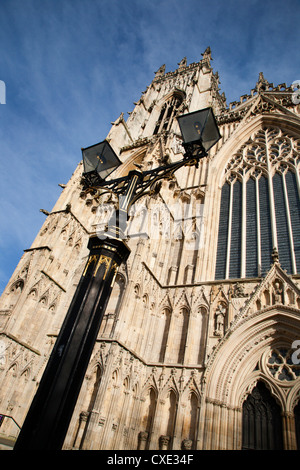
[82,140,122,181]
[177,107,221,152]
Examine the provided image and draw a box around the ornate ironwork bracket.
[80,142,207,211]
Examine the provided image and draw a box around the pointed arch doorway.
[294,402,300,450]
[242,381,283,450]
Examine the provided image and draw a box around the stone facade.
[1,49,300,450]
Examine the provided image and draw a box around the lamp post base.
[14,236,130,450]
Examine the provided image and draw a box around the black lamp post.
[14,108,220,450]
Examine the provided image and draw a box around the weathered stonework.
[0,50,300,450]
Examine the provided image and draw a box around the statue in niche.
[273,281,283,304]
[214,303,226,336]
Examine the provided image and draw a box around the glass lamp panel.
[200,109,222,151]
[177,107,221,151]
[82,140,122,180]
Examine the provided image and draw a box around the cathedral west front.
[1,48,300,450]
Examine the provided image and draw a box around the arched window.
[242,381,283,450]
[88,366,102,412]
[170,307,189,364]
[159,390,177,449]
[139,387,156,450]
[153,94,183,135]
[158,308,172,363]
[181,392,198,449]
[215,127,300,280]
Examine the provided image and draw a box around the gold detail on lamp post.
[94,255,111,278]
[83,255,99,276]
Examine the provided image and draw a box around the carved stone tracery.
[224,126,300,184]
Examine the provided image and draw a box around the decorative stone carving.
[182,439,193,450]
[159,435,170,450]
[155,64,166,78]
[231,282,247,298]
[79,411,89,422]
[138,431,149,450]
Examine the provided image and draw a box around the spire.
[178,57,187,70]
[201,47,212,73]
[201,46,212,61]
[256,72,269,92]
[272,246,279,264]
[154,64,166,78]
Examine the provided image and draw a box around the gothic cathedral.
[1,49,300,450]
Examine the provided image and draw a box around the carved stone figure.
[214,303,226,336]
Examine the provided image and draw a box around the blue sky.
[0,0,299,294]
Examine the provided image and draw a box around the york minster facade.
[1,49,300,450]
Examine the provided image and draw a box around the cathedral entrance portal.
[242,381,283,450]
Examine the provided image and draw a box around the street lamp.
[14,108,220,450]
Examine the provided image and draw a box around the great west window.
[215,127,300,280]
